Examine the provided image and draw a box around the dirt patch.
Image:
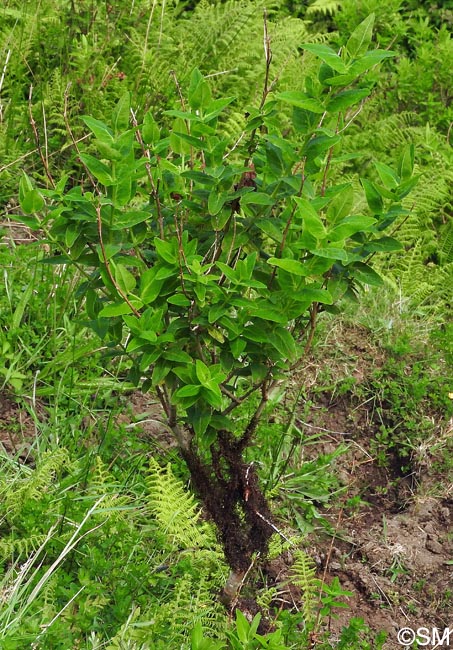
[116,391,177,450]
[276,322,453,645]
[323,497,452,643]
[0,391,37,457]
[0,217,39,245]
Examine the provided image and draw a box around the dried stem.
[28,86,55,188]
[304,302,319,355]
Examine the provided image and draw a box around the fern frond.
[306,0,342,16]
[146,457,215,549]
[149,570,227,647]
[0,533,49,561]
[87,456,132,524]
[291,550,319,628]
[439,219,453,264]
[4,448,70,521]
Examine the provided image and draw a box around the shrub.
[17,14,416,603]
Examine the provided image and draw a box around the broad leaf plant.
[18,15,417,603]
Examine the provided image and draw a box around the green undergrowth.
[0,397,386,649]
[0,245,404,647]
[1,281,450,647]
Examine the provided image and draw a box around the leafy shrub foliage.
[18,13,417,602]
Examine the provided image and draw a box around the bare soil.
[276,323,453,646]
[0,392,37,458]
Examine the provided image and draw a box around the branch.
[130,107,165,239]
[95,205,141,318]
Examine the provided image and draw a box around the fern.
[2,447,70,522]
[147,571,227,648]
[291,550,320,629]
[439,219,453,264]
[306,0,342,16]
[0,533,49,562]
[146,457,216,549]
[87,456,133,525]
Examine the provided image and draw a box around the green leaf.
[170,118,191,155]
[361,179,384,214]
[140,268,164,304]
[112,92,130,134]
[142,111,160,145]
[362,236,403,253]
[256,219,284,243]
[271,327,297,361]
[235,610,251,643]
[188,68,212,111]
[164,350,193,363]
[208,189,228,216]
[64,224,79,248]
[172,131,209,150]
[114,175,133,207]
[310,247,348,262]
[195,360,211,387]
[327,88,369,113]
[349,50,395,75]
[19,173,44,213]
[374,162,399,190]
[276,91,325,113]
[192,412,212,437]
[154,238,176,264]
[241,192,275,206]
[350,262,383,286]
[97,243,121,262]
[11,214,40,229]
[395,175,420,200]
[174,384,201,398]
[294,197,327,238]
[397,144,415,182]
[99,302,134,317]
[167,294,191,307]
[94,140,122,161]
[203,96,235,121]
[267,257,308,276]
[329,215,376,240]
[247,301,288,323]
[326,184,354,224]
[181,170,216,187]
[208,303,227,324]
[111,210,150,229]
[151,362,171,386]
[20,189,44,214]
[292,105,318,135]
[19,171,33,196]
[81,116,114,143]
[296,287,333,305]
[79,154,113,186]
[305,134,341,160]
[216,262,239,283]
[114,264,136,293]
[346,14,375,57]
[301,44,348,73]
